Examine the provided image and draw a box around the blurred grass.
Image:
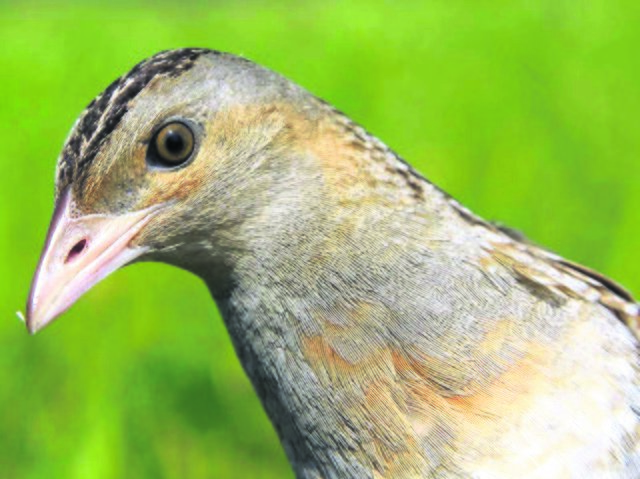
[0,0,639,477]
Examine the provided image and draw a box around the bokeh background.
[1,1,639,477]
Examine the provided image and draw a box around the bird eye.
[150,122,195,167]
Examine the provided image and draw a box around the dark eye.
[150,122,195,166]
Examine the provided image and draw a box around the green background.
[1,1,639,477]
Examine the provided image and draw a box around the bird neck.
[192,111,559,476]
[199,185,493,477]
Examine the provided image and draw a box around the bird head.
[26,48,327,333]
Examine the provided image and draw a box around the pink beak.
[26,188,164,334]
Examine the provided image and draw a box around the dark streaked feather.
[56,48,212,195]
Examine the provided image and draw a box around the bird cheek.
[25,187,168,334]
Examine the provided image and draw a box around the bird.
[26,48,640,478]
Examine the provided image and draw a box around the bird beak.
[26,188,163,334]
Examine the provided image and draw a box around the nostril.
[65,239,88,264]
